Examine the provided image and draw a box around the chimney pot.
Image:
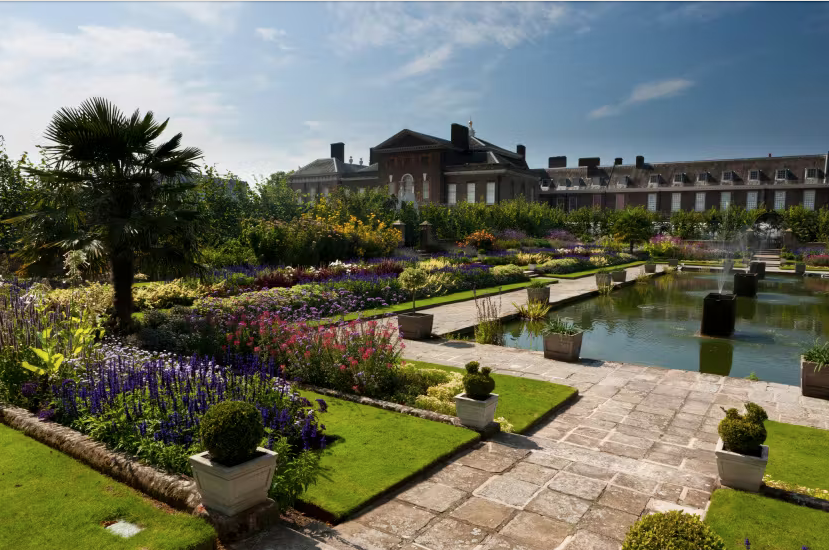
[517,144,526,159]
[359,158,364,166]
[331,142,345,163]
[615,157,623,166]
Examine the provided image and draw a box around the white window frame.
[804,189,816,210]
[695,192,706,212]
[774,190,786,210]
[748,170,760,184]
[486,181,496,205]
[447,183,457,205]
[647,193,657,212]
[806,168,819,180]
[746,191,758,210]
[697,172,709,184]
[720,191,731,210]
[422,180,429,201]
[721,170,734,182]
[673,173,684,184]
[648,174,660,184]
[775,169,788,182]
[671,192,681,212]
[467,182,476,203]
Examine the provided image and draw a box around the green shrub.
[200,401,264,466]
[492,264,525,281]
[528,279,549,289]
[542,317,581,336]
[718,402,767,456]
[462,361,495,399]
[622,510,725,550]
[133,279,205,310]
[803,340,829,371]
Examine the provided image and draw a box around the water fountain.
[701,209,737,337]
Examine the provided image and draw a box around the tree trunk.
[111,251,134,332]
[629,241,634,253]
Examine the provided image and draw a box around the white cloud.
[254,27,293,51]
[303,121,322,130]
[0,19,285,182]
[156,2,242,31]
[589,78,694,119]
[656,2,750,24]
[329,2,571,79]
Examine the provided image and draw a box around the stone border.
[762,485,829,513]
[0,404,202,512]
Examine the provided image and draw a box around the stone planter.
[190,447,278,516]
[715,438,768,493]
[734,273,758,297]
[801,356,829,399]
[454,393,499,430]
[644,263,656,274]
[595,272,612,287]
[700,292,736,338]
[527,263,537,272]
[668,259,679,267]
[610,270,626,283]
[526,286,550,304]
[398,312,434,340]
[543,331,584,362]
[795,262,806,276]
[749,261,766,279]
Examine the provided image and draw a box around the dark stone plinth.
[749,261,766,279]
[700,292,736,337]
[195,498,280,543]
[734,273,758,297]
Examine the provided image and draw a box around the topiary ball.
[622,511,725,550]
[200,401,265,466]
[463,361,495,400]
[718,403,767,456]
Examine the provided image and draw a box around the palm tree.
[9,97,203,330]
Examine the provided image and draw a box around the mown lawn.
[404,360,577,433]
[298,389,479,521]
[543,261,645,279]
[706,488,829,550]
[765,420,829,493]
[0,424,215,550]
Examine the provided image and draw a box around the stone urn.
[526,286,550,304]
[398,312,434,339]
[190,447,278,516]
[454,393,499,430]
[715,439,768,493]
[543,331,584,362]
[795,262,806,276]
[668,259,679,267]
[595,272,612,287]
[610,270,626,283]
[644,263,656,274]
[801,356,829,399]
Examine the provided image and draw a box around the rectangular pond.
[501,272,829,386]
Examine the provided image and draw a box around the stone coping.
[0,403,202,512]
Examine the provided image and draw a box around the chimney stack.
[517,144,526,159]
[331,143,345,163]
[578,157,600,168]
[614,157,623,166]
[450,123,469,151]
[548,156,567,168]
[635,155,645,168]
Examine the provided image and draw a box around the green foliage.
[462,361,495,399]
[244,217,351,266]
[399,266,429,309]
[132,279,206,310]
[492,264,525,281]
[254,170,301,221]
[528,279,549,289]
[200,401,265,466]
[0,137,34,252]
[542,317,581,336]
[718,403,768,455]
[613,207,656,251]
[514,300,552,320]
[622,510,725,550]
[269,436,321,509]
[670,210,705,240]
[803,340,829,370]
[192,166,258,245]
[784,205,821,243]
[200,238,257,268]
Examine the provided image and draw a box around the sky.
[2,2,829,184]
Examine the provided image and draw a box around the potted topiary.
[715,402,769,492]
[397,267,434,339]
[454,361,498,430]
[189,401,277,516]
[611,269,626,283]
[526,279,551,303]
[801,341,829,399]
[595,268,612,287]
[622,511,725,550]
[644,262,656,274]
[477,248,487,260]
[541,317,583,362]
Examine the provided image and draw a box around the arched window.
[401,173,414,196]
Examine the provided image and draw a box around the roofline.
[543,153,828,171]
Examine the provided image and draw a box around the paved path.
[404,264,662,336]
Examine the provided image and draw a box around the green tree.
[9,97,203,330]
[783,205,820,243]
[192,165,257,244]
[0,137,34,252]
[255,170,301,221]
[669,210,704,239]
[613,206,655,252]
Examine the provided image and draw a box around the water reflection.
[500,272,829,386]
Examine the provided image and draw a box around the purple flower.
[21,382,38,398]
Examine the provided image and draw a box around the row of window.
[640,190,817,212]
[555,168,823,188]
[447,182,497,205]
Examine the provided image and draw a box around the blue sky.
[2,2,828,182]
